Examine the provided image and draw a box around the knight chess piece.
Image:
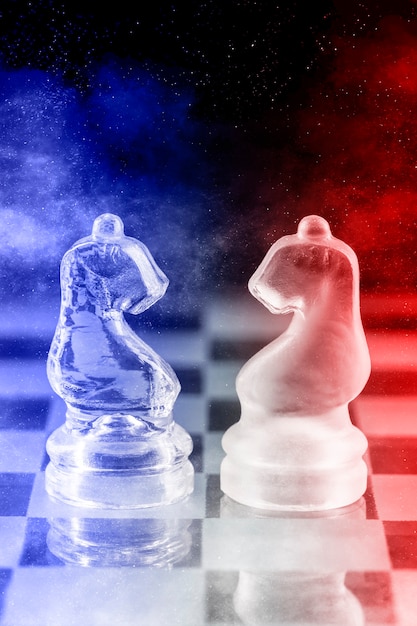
[221,215,371,511]
[45,213,193,508]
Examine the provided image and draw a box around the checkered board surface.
[0,291,416,625]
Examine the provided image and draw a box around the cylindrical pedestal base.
[45,460,194,509]
[221,408,368,511]
[220,456,368,512]
[45,417,194,508]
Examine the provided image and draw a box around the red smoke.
[238,15,417,291]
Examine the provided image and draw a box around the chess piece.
[45,213,193,508]
[221,215,371,510]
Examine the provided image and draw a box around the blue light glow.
[0,61,214,311]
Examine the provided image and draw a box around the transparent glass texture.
[47,517,192,567]
[45,213,193,508]
[221,215,371,511]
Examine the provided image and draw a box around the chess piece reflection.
[47,517,192,567]
[221,496,366,626]
[234,572,364,626]
[45,213,193,507]
[221,215,371,510]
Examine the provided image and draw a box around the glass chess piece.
[45,213,193,508]
[221,215,371,511]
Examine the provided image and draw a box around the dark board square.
[209,399,240,431]
[0,473,35,516]
[40,450,50,472]
[345,571,395,623]
[210,339,266,361]
[364,371,417,395]
[0,337,50,360]
[0,568,12,593]
[19,518,64,567]
[0,397,50,430]
[205,571,239,623]
[363,476,379,519]
[368,438,417,474]
[0,568,12,620]
[126,309,201,331]
[348,402,360,427]
[383,522,417,568]
[206,474,221,518]
[176,367,202,394]
[189,433,203,473]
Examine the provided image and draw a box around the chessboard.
[0,290,416,625]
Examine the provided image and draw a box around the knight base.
[220,457,368,512]
[220,407,368,511]
[45,417,194,508]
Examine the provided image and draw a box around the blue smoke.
[0,60,215,314]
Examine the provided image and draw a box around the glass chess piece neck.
[45,213,194,508]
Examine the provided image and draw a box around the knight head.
[60,213,169,314]
[249,215,359,314]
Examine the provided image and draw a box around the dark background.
[0,0,416,313]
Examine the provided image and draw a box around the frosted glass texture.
[45,213,193,508]
[221,215,371,511]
